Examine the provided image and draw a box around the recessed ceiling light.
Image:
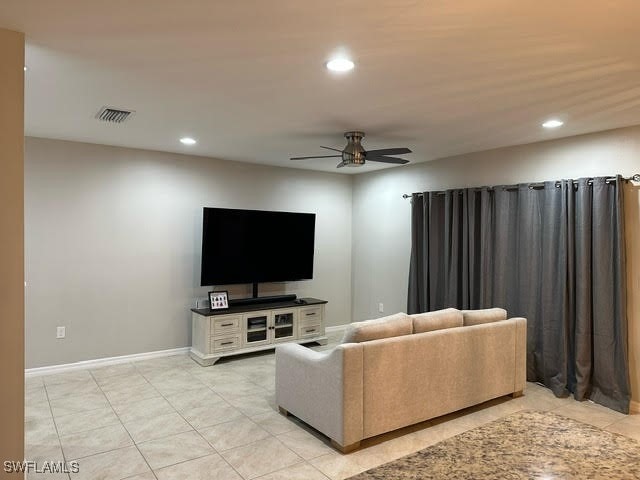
[23,66,28,71]
[180,137,197,145]
[542,119,564,129]
[326,58,355,72]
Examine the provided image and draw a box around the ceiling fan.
[290,131,412,168]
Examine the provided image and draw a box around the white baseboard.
[25,347,190,377]
[26,326,350,377]
[631,400,640,414]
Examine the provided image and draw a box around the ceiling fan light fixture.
[326,58,354,72]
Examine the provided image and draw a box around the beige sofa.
[275,308,526,452]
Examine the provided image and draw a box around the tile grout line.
[148,356,307,479]
[33,353,284,478]
[134,356,251,478]
[209,430,306,479]
[251,459,331,480]
[41,380,71,480]
[89,363,160,480]
[177,361,281,466]
[45,372,119,423]
[33,349,487,476]
[188,360,323,477]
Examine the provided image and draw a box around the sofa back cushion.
[342,313,412,343]
[462,308,507,326]
[411,308,463,333]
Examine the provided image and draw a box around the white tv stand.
[190,297,328,366]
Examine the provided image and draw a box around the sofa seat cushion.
[462,308,507,326]
[411,308,463,333]
[342,313,412,343]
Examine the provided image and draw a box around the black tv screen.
[200,207,316,286]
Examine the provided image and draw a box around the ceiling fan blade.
[336,161,346,168]
[320,146,344,153]
[366,156,410,164]
[366,147,412,156]
[290,155,342,160]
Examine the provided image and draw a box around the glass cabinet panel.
[245,314,268,344]
[274,312,294,339]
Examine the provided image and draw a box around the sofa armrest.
[275,343,363,446]
[511,317,527,393]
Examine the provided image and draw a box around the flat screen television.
[200,207,316,286]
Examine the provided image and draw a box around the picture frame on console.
[209,290,229,310]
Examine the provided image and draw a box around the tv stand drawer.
[299,323,322,338]
[211,335,241,352]
[299,307,322,326]
[212,316,241,335]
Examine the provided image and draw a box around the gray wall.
[25,137,353,368]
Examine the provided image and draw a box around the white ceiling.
[2,1,640,173]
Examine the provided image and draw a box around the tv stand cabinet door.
[242,311,272,348]
[272,308,298,343]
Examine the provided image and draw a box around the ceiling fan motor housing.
[289,130,411,168]
[342,131,366,166]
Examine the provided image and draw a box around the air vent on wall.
[95,106,135,124]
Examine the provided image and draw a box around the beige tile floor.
[25,338,640,480]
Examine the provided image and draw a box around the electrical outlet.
[56,326,66,339]
[378,302,384,313]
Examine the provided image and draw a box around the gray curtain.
[407,176,630,413]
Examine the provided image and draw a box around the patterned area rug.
[348,410,640,479]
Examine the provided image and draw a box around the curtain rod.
[402,174,640,198]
